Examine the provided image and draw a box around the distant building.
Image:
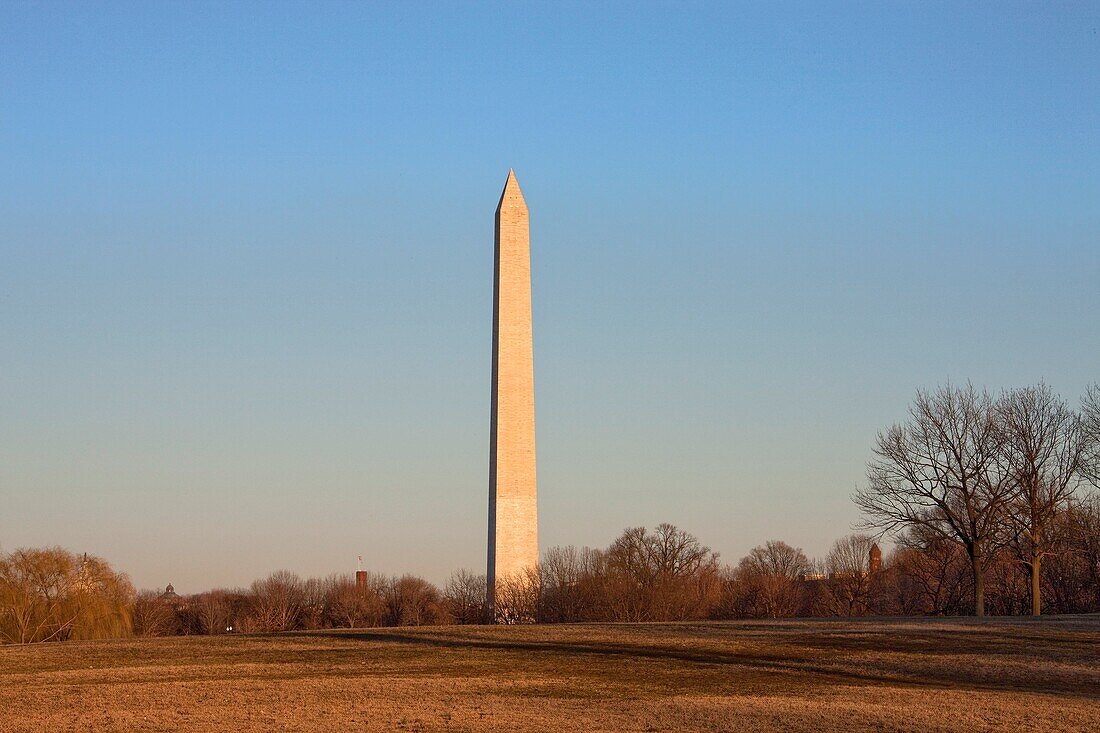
[356,555,368,587]
[869,544,882,574]
[72,552,94,592]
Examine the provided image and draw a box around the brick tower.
[487,169,538,619]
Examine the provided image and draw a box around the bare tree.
[68,554,134,640]
[983,548,1030,615]
[443,570,488,624]
[538,546,584,623]
[0,548,133,643]
[996,385,1086,615]
[328,573,386,628]
[1064,494,1100,610]
[493,566,541,624]
[820,534,877,616]
[194,590,234,635]
[1083,385,1100,487]
[131,590,179,637]
[385,575,444,626]
[539,546,612,623]
[603,527,652,621]
[889,531,972,616]
[0,548,79,643]
[602,524,720,621]
[300,576,334,630]
[247,571,305,632]
[735,540,809,618]
[855,384,1009,616]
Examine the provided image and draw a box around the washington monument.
[487,169,538,617]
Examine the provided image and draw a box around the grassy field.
[2,616,1098,732]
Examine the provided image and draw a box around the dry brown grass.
[2,616,1098,732]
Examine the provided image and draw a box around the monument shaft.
[488,169,538,615]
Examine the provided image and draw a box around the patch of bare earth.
[1,616,1098,732]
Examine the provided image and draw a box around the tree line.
[2,382,1097,642]
[5,510,1099,642]
[856,382,1099,616]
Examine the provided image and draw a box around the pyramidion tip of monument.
[497,167,526,211]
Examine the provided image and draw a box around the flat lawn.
[2,616,1098,732]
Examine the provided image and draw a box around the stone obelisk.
[487,169,538,619]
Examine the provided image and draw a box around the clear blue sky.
[2,2,1098,592]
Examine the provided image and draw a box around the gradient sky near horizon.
[2,2,1098,592]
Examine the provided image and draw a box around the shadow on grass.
[287,621,1100,701]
